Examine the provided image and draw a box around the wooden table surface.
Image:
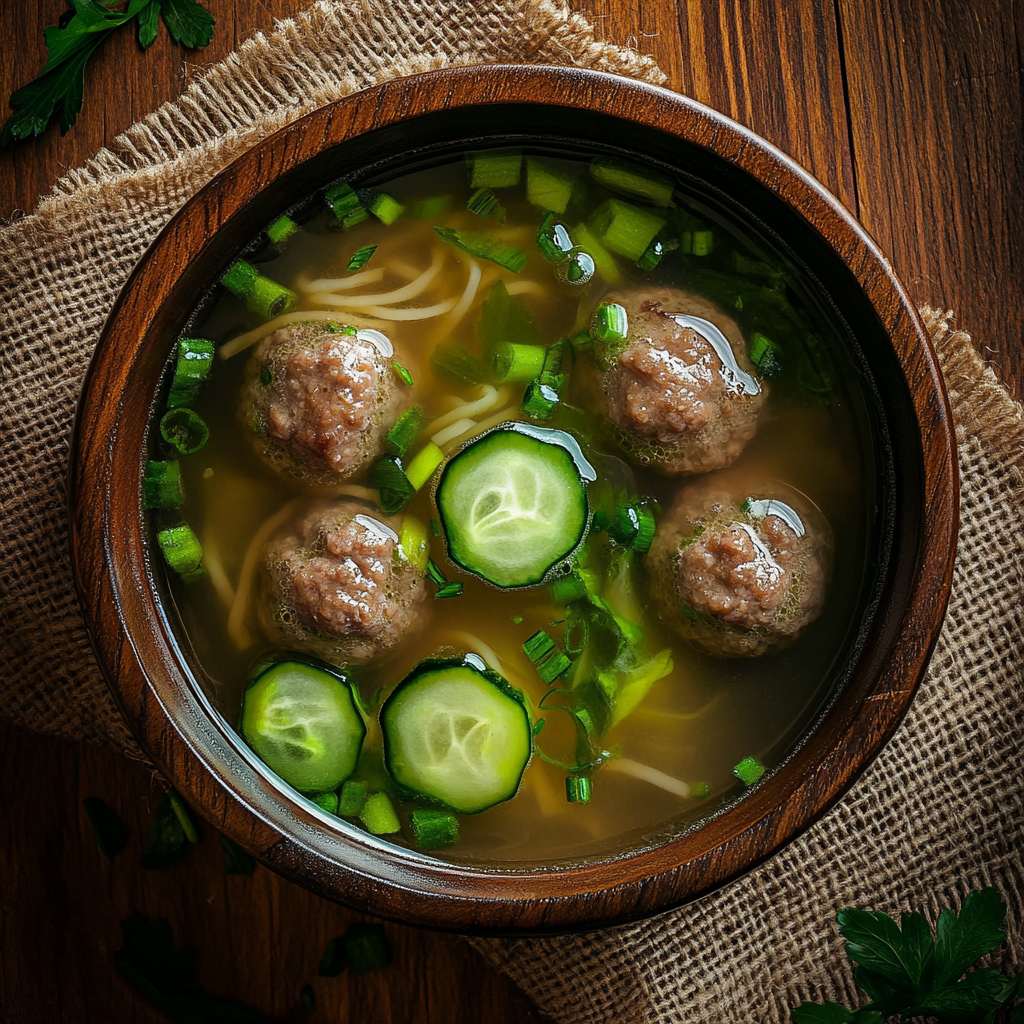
[1,2,1021,1021]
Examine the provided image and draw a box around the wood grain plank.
[838,0,1024,394]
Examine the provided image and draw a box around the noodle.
[297,267,384,293]
[217,309,385,360]
[425,385,506,435]
[201,533,236,610]
[358,298,457,321]
[461,406,518,437]
[440,260,482,333]
[604,758,692,798]
[313,250,443,308]
[504,280,545,297]
[431,417,478,446]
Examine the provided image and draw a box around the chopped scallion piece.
[521,379,561,421]
[372,456,414,514]
[749,331,783,378]
[467,187,506,222]
[359,792,400,835]
[386,407,423,457]
[398,516,430,573]
[341,923,391,974]
[526,158,578,213]
[406,195,452,219]
[589,155,674,206]
[347,244,377,271]
[429,343,489,386]
[425,559,447,587]
[221,259,296,318]
[550,571,587,605]
[391,360,414,387]
[591,302,629,370]
[167,338,214,408]
[692,782,711,799]
[160,408,209,456]
[536,211,574,262]
[338,779,368,817]
[341,207,369,231]
[608,502,657,553]
[569,329,592,352]
[492,341,546,382]
[572,222,620,282]
[637,235,678,272]
[565,775,592,803]
[359,188,404,225]
[468,149,522,188]
[325,182,362,220]
[409,808,460,849]
[266,214,299,244]
[158,524,204,580]
[434,581,464,600]
[144,460,183,509]
[167,790,200,843]
[691,229,714,256]
[404,442,444,491]
[555,247,595,286]
[309,791,339,815]
[589,199,666,261]
[523,629,572,684]
[434,227,526,273]
[733,756,765,786]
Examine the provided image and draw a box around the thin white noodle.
[504,280,545,297]
[201,533,235,609]
[425,385,504,435]
[446,631,503,673]
[458,406,518,439]
[315,250,443,308]
[389,258,421,281]
[604,757,692,799]
[218,310,384,360]
[439,260,482,333]
[297,267,384,293]
[358,298,457,321]
[431,417,477,446]
[227,501,300,649]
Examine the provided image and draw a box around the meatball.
[260,499,428,664]
[242,321,401,487]
[596,288,765,475]
[648,478,831,657]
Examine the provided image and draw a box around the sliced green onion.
[398,515,430,573]
[338,779,368,817]
[733,756,765,786]
[749,331,783,378]
[167,338,214,408]
[325,182,362,220]
[359,188,404,226]
[467,187,505,222]
[492,341,546,382]
[341,207,369,231]
[589,155,674,206]
[429,343,489,386]
[406,195,452,219]
[385,407,424,457]
[521,379,561,421]
[555,248,595,286]
[526,158,578,214]
[536,211,574,262]
[347,244,377,271]
[391,361,414,387]
[691,229,714,256]
[409,808,460,849]
[404,442,444,491]
[372,456,414,514]
[160,408,209,456]
[572,222,620,283]
[310,791,339,815]
[550,572,587,605]
[144,460,183,510]
[692,782,711,799]
[168,790,200,843]
[593,302,629,345]
[608,503,657,553]
[637,235,679,272]
[468,149,521,188]
[565,775,592,803]
[434,581,464,600]
[589,199,666,261]
[221,259,296,319]
[434,227,526,273]
[157,524,204,579]
[300,985,316,1014]
[425,559,447,587]
[341,923,391,974]
[266,214,299,244]
[359,792,400,834]
[523,629,571,685]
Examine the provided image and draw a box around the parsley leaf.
[932,887,1007,988]
[158,0,215,49]
[137,1,161,48]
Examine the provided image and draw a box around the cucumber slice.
[436,423,594,588]
[381,658,532,814]
[241,661,365,793]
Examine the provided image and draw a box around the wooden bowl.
[69,65,958,934]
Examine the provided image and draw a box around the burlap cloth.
[1,3,1020,1021]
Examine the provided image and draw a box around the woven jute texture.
[0,0,663,756]
[471,308,1024,1019]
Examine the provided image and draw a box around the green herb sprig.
[2,0,215,147]
[791,888,1024,1024]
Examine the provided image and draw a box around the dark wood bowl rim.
[68,64,959,935]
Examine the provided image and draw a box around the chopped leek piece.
[523,629,572,685]
[521,379,561,421]
[372,456,414,513]
[493,341,546,382]
[409,808,460,849]
[425,559,447,587]
[406,195,452,219]
[692,782,711,799]
[468,149,522,188]
[589,199,666,261]
[434,227,526,273]
[608,502,657,553]
[434,581,464,600]
[550,571,587,605]
[341,207,369,230]
[691,229,714,256]
[591,302,629,370]
[572,222,620,283]
[338,779,368,817]
[359,792,400,834]
[749,331,783,378]
[467,187,505,222]
[555,247,595,286]
[404,442,444,491]
[221,259,296,318]
[430,343,489,386]
[590,155,674,206]
[160,408,209,456]
[341,923,391,974]
[325,182,361,220]
[477,280,540,354]
[637,235,679,272]
[386,407,423,456]
[565,775,592,803]
[359,188,404,225]
[347,244,377,271]
[167,338,214,408]
[144,460,183,509]
[391,360,414,387]
[157,524,203,579]
[310,791,339,815]
[733,756,765,785]
[265,215,299,244]
[536,212,574,262]
[398,515,430,573]
[526,158,578,214]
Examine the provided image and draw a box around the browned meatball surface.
[260,499,428,664]
[648,478,831,657]
[598,288,765,475]
[242,322,401,486]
